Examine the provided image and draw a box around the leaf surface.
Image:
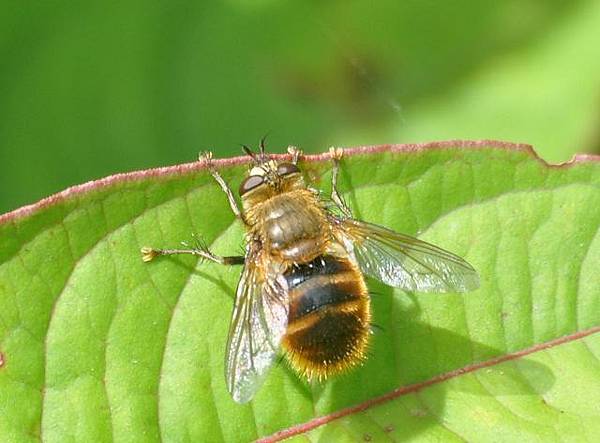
[0,141,599,442]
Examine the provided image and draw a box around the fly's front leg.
[141,236,244,265]
[200,151,248,224]
[329,147,352,218]
[287,145,302,165]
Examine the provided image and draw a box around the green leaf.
[278,330,600,442]
[386,0,600,164]
[0,141,599,442]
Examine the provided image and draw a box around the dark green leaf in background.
[1,1,600,213]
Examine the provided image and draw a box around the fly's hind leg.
[142,234,244,265]
[200,151,247,224]
[329,147,352,218]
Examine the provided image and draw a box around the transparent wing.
[225,249,289,403]
[338,219,479,292]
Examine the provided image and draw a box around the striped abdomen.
[281,255,371,380]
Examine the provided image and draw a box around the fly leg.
[141,152,247,264]
[329,147,353,218]
[287,145,302,165]
[200,151,248,224]
[142,235,244,265]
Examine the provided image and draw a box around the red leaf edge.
[2,139,599,225]
[258,325,600,443]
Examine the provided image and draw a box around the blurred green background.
[1,1,599,214]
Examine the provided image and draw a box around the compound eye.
[277,162,300,176]
[239,175,264,195]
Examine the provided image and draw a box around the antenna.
[241,144,259,164]
[259,132,270,162]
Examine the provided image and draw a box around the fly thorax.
[260,193,328,262]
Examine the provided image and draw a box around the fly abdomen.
[281,255,371,380]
